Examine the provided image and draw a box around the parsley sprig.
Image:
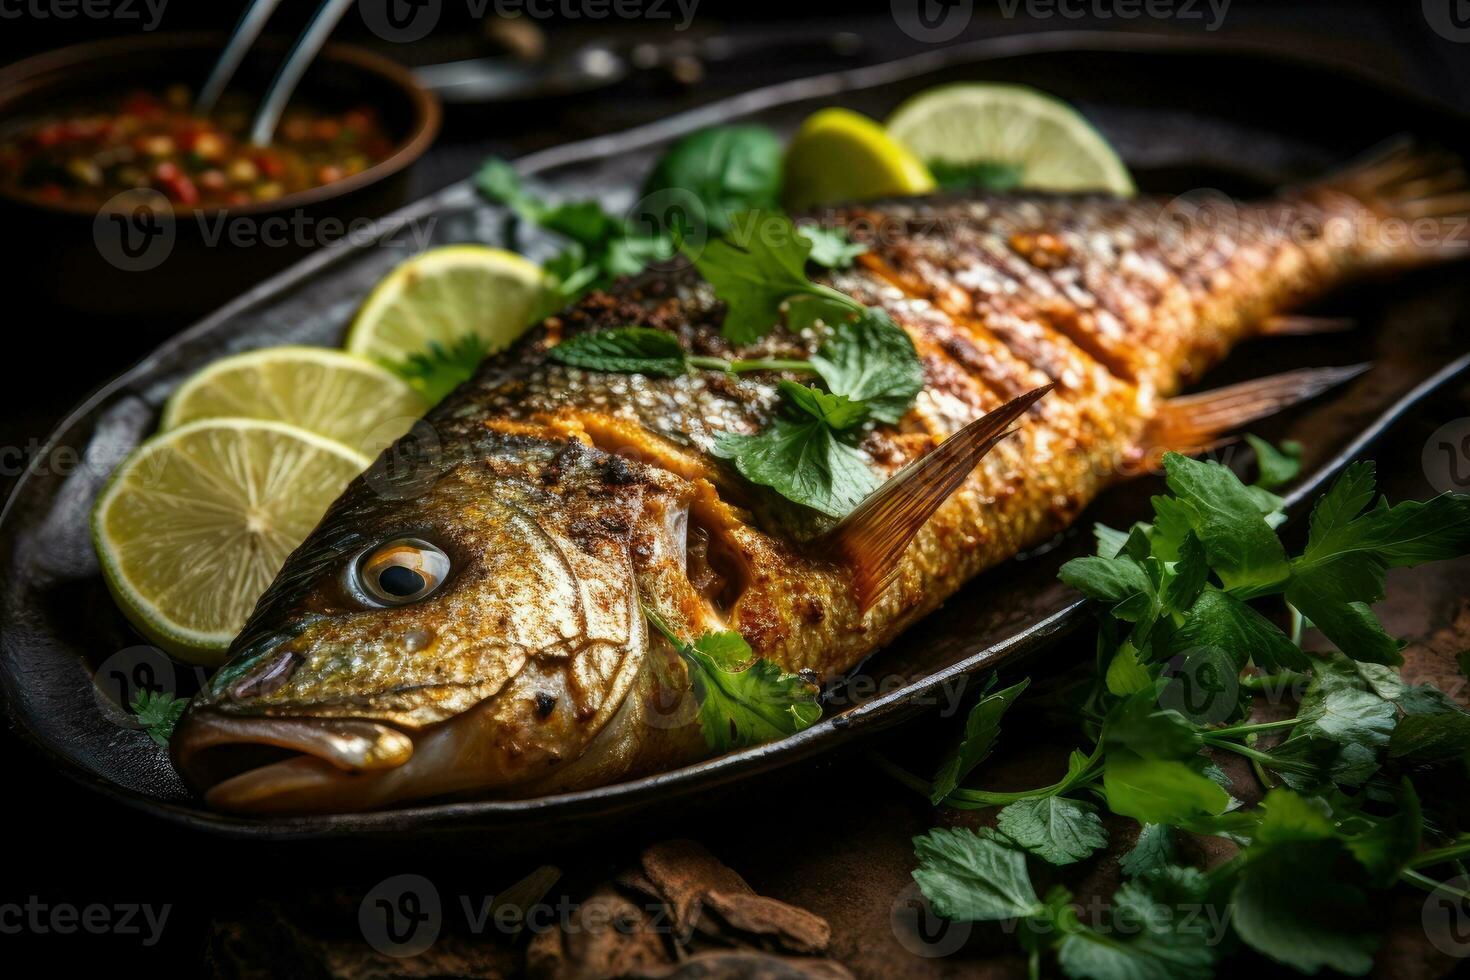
[643,605,820,751]
[889,451,1470,978]
[130,689,187,745]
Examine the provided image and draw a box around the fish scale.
[171,144,1470,812]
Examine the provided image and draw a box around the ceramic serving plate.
[4,31,1469,849]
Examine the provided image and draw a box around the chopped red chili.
[0,85,394,209]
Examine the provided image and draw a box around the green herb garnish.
[1244,433,1302,490]
[713,380,880,519]
[387,333,490,404]
[130,689,187,745]
[550,308,923,518]
[639,125,783,236]
[693,209,864,344]
[477,157,674,302]
[889,451,1470,978]
[643,605,820,751]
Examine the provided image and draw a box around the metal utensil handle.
[248,0,355,145]
[196,0,285,115]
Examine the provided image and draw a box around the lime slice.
[345,245,553,372]
[92,419,369,664]
[782,107,936,210]
[886,83,1135,196]
[160,346,428,457]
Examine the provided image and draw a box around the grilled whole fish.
[172,144,1469,813]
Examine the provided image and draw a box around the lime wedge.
[886,83,1135,196]
[345,245,553,379]
[92,419,369,664]
[161,346,427,457]
[782,107,936,210]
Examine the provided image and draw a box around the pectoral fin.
[823,384,1054,613]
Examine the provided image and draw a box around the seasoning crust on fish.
[172,145,1470,812]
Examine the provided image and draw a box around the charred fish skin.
[173,150,1469,812]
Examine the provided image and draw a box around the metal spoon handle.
[196,0,285,116]
[248,0,355,145]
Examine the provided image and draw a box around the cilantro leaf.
[644,607,820,752]
[779,380,870,430]
[1119,824,1174,878]
[1163,453,1290,596]
[1059,555,1154,610]
[1169,586,1308,673]
[1291,654,1398,748]
[695,210,862,344]
[1103,752,1231,826]
[130,689,187,745]
[1230,789,1381,976]
[549,327,688,376]
[1244,434,1302,490]
[477,157,674,300]
[1055,867,1218,980]
[1389,684,1470,765]
[797,225,868,269]
[385,334,490,405]
[911,827,1046,921]
[997,796,1109,865]
[1343,781,1421,885]
[712,381,879,518]
[931,677,1030,803]
[1161,532,1209,612]
[808,309,924,424]
[1286,464,1470,664]
[1105,642,1153,697]
[1094,523,1130,559]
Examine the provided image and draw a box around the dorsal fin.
[823,384,1054,613]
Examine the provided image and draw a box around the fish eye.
[356,539,450,606]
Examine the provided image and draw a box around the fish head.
[171,421,701,813]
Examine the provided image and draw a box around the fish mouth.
[171,710,415,814]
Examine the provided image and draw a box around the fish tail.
[1139,363,1369,458]
[1299,139,1470,265]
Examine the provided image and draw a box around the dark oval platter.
[3,32,1469,847]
